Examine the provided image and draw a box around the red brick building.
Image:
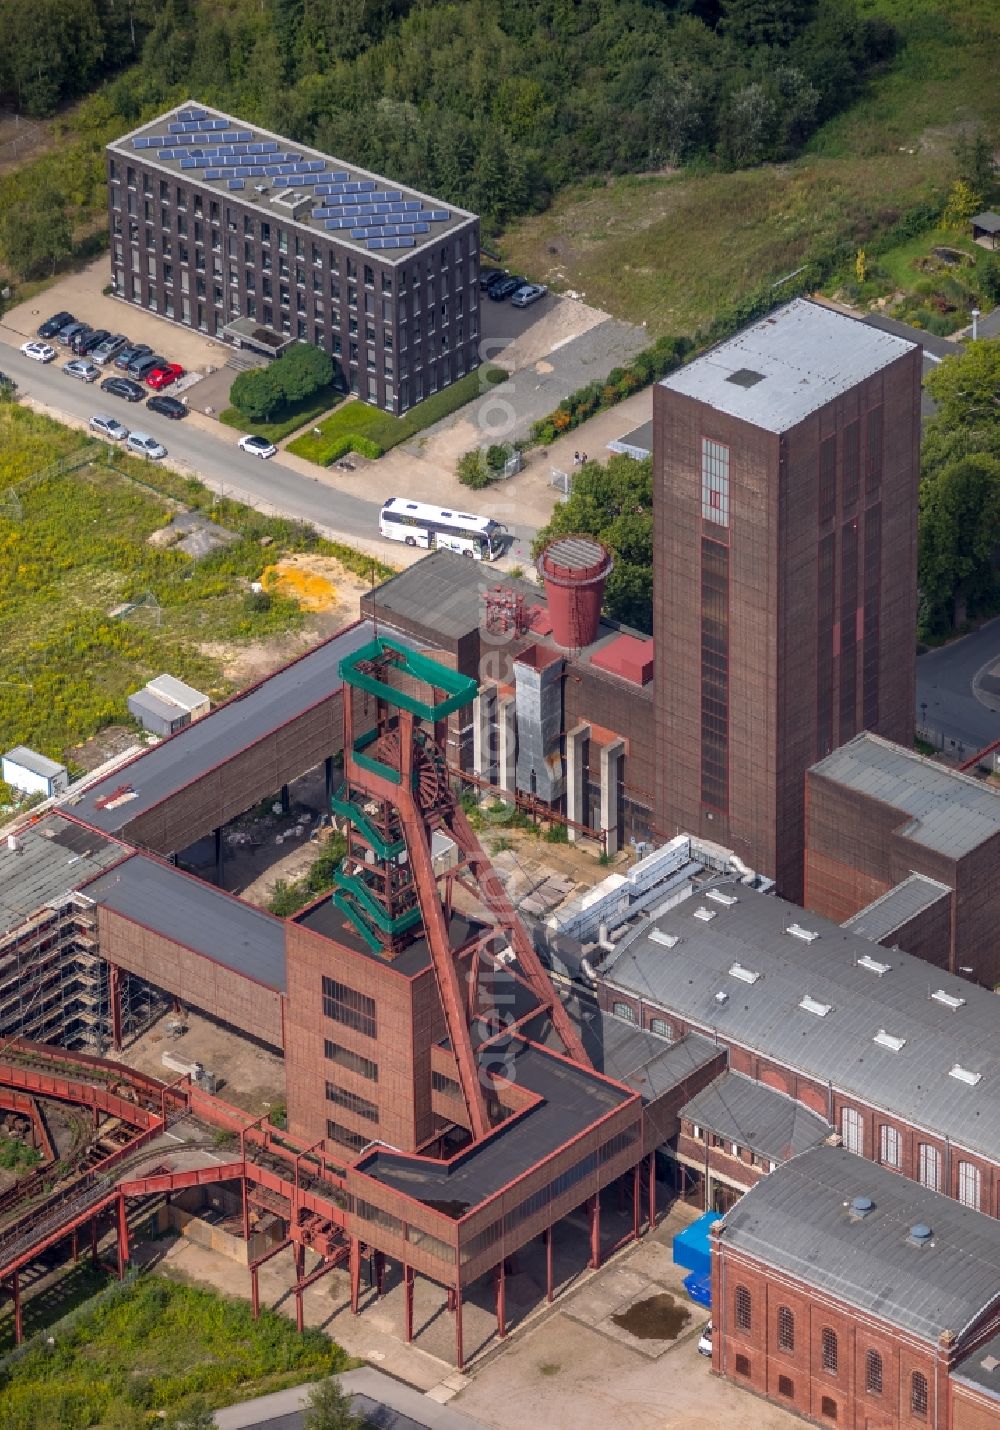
[712,1145,1000,1429]
[653,299,922,900]
[805,733,1000,985]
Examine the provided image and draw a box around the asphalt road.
[917,616,1000,755]
[0,334,389,543]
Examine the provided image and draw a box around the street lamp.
[971,308,981,340]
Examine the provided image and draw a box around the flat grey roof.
[110,102,475,261]
[359,1038,634,1215]
[3,746,66,779]
[811,732,1000,857]
[65,621,374,835]
[843,872,951,941]
[607,419,653,458]
[723,1145,1000,1343]
[681,1071,831,1163]
[971,211,1000,234]
[82,854,287,991]
[953,1328,1000,1401]
[127,688,185,726]
[603,882,1000,1166]
[0,814,123,938]
[146,674,208,710]
[367,552,528,644]
[659,298,916,433]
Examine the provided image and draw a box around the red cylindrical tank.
[538,535,613,649]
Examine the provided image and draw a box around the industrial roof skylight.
[873,1029,906,1053]
[799,995,832,1017]
[932,989,966,1010]
[857,953,892,976]
[950,1064,982,1087]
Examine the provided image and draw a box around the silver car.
[89,413,129,442]
[511,283,547,308]
[125,431,166,460]
[63,359,100,383]
[91,334,129,365]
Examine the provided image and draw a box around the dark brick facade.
[653,344,922,901]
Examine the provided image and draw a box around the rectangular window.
[843,419,860,506]
[866,406,883,496]
[326,1120,368,1152]
[816,531,835,758]
[324,1039,377,1081]
[819,435,837,524]
[862,502,881,728]
[879,1124,901,1169]
[322,976,376,1038]
[919,1143,942,1192]
[841,1106,863,1155]
[701,539,729,811]
[432,1071,460,1096]
[958,1161,981,1210]
[325,1083,379,1122]
[838,518,859,743]
[701,438,730,526]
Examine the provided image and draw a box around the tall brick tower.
[652,299,922,899]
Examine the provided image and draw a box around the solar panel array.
[128,107,454,251]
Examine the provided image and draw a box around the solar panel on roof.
[423,209,450,221]
[228,178,245,190]
[371,236,416,250]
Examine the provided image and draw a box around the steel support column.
[11,1271,21,1345]
[589,1192,601,1270]
[648,1152,656,1231]
[251,1265,260,1319]
[91,1215,99,1267]
[404,1265,414,1342]
[546,1224,554,1303]
[116,1192,129,1279]
[214,825,224,886]
[71,1228,78,1263]
[374,1250,385,1298]
[455,1283,464,1371]
[633,1161,641,1242]
[325,755,335,807]
[109,962,123,1052]
[281,783,290,814]
[496,1259,506,1339]
[349,1237,361,1315]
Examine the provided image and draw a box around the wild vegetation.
[0,1273,347,1428]
[268,830,349,916]
[0,405,390,765]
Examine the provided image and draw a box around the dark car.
[488,275,525,301]
[115,343,152,371]
[128,352,167,379]
[146,394,188,420]
[101,375,146,403]
[484,270,512,295]
[72,327,110,356]
[57,321,90,347]
[480,268,504,291]
[37,311,75,340]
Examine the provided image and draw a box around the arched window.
[612,1001,637,1024]
[821,1327,839,1374]
[777,1305,795,1352]
[840,1107,863,1155]
[734,1284,752,1332]
[958,1161,982,1211]
[911,1371,929,1418]
[865,1349,883,1395]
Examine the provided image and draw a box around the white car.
[63,359,100,383]
[697,1320,713,1357]
[238,434,277,459]
[511,283,547,308]
[89,413,129,442]
[21,340,56,363]
[125,431,166,460]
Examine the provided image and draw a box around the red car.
[145,362,184,390]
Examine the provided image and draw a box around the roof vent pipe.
[849,1196,874,1219]
[908,1223,933,1246]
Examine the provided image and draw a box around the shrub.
[457,450,492,489]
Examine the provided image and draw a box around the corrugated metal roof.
[680,1071,831,1162]
[844,872,951,940]
[952,1327,1000,1400]
[82,854,287,991]
[127,688,185,727]
[722,1145,1000,1343]
[811,733,1000,857]
[659,298,915,433]
[3,746,67,780]
[603,883,1000,1165]
[0,814,123,938]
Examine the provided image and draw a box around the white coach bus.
[379,497,506,560]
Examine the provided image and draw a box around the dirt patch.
[120,1009,285,1115]
[261,553,347,612]
[612,1293,690,1342]
[67,725,146,773]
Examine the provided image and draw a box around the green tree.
[0,185,72,279]
[532,455,653,632]
[923,339,1000,434]
[942,177,983,231]
[279,343,334,402]
[230,367,287,423]
[918,454,1000,635]
[722,0,816,49]
[303,1376,364,1430]
[954,127,996,198]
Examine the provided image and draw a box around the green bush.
[528,336,688,446]
[230,346,335,426]
[457,450,491,489]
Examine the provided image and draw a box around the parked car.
[20,340,56,363]
[146,394,188,420]
[488,275,525,301]
[697,1321,712,1357]
[146,362,184,390]
[91,334,129,365]
[101,375,146,402]
[37,311,75,340]
[76,327,111,356]
[63,359,100,383]
[125,431,166,460]
[483,270,512,295]
[238,434,277,459]
[56,321,89,347]
[115,343,151,371]
[69,326,97,355]
[479,267,504,291]
[511,283,547,308]
[129,352,167,379]
[89,413,129,442]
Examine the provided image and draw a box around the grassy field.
[0,403,391,767]
[287,365,506,464]
[0,1274,347,1429]
[218,385,344,443]
[498,0,1000,334]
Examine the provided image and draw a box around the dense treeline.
[0,0,896,226]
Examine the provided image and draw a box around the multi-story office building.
[105,102,481,415]
[652,299,922,898]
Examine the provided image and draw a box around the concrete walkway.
[214,1368,486,1429]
